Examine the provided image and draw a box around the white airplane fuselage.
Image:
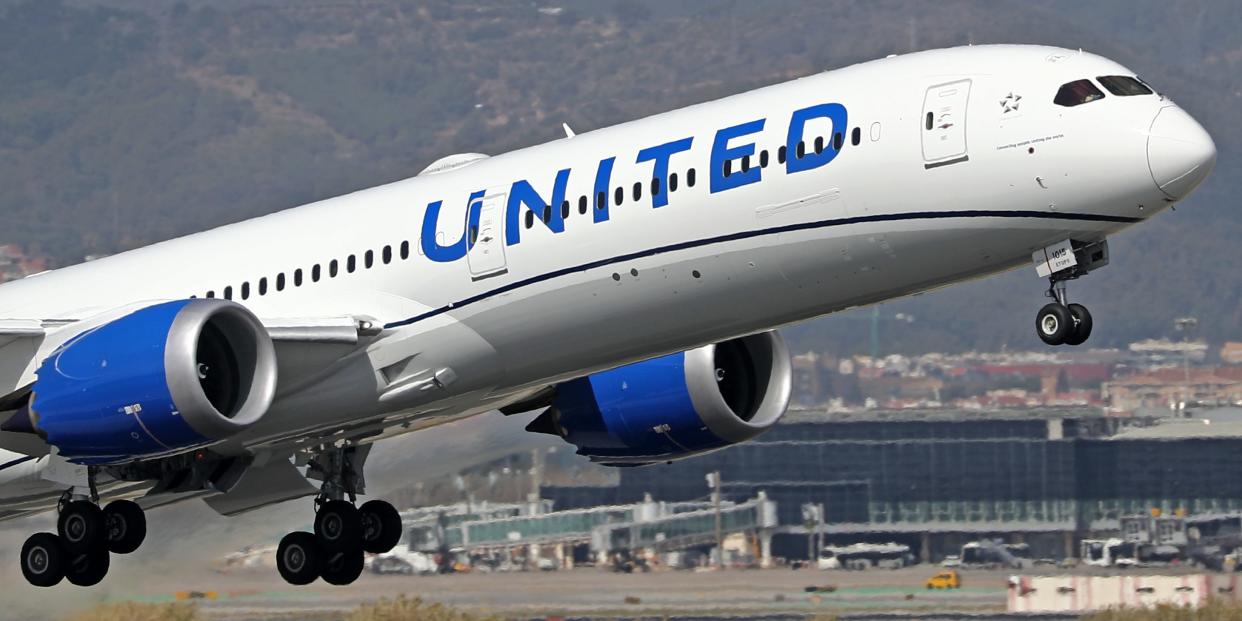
[0,45,1215,507]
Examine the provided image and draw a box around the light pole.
[707,471,723,569]
[1174,317,1199,416]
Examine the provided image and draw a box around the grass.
[1082,599,1242,621]
[345,595,499,621]
[63,602,202,621]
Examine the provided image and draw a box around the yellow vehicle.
[926,570,961,589]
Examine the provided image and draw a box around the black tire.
[21,532,66,587]
[1036,303,1073,346]
[64,547,110,587]
[1064,303,1094,346]
[277,531,322,586]
[359,500,402,554]
[103,500,146,555]
[321,548,365,586]
[315,500,362,554]
[58,501,106,554]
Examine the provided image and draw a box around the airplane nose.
[1147,105,1216,200]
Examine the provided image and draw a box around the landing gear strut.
[1033,239,1107,347]
[20,478,147,587]
[275,445,400,586]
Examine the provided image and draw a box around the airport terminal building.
[542,408,1242,561]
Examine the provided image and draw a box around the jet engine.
[527,331,791,466]
[15,299,277,464]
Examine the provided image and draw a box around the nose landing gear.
[1031,239,1107,347]
[1036,280,1093,346]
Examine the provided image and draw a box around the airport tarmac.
[1,561,1213,621]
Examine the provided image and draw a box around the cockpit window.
[1054,79,1106,107]
[1097,75,1153,97]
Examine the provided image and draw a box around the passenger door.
[921,79,972,168]
[466,191,508,280]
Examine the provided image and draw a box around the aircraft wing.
[0,312,383,456]
[0,315,377,344]
[0,319,52,337]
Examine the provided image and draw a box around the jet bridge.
[416,493,776,560]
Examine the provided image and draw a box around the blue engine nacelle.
[22,299,277,464]
[527,331,791,466]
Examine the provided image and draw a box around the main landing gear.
[21,494,147,587]
[275,446,401,586]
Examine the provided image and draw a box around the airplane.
[0,44,1215,588]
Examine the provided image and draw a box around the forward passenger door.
[466,191,508,280]
[922,79,972,168]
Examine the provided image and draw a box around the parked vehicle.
[926,570,961,589]
[818,543,913,570]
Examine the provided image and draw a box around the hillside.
[0,0,1237,351]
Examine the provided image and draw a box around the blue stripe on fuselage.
[0,454,36,473]
[387,209,1141,330]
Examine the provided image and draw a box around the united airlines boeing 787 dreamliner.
[0,45,1215,587]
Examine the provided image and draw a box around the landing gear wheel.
[314,500,362,554]
[21,533,66,587]
[103,500,146,555]
[359,500,402,554]
[1036,303,1073,346]
[1063,303,1094,346]
[58,501,106,554]
[64,547,110,587]
[277,531,322,586]
[320,548,365,586]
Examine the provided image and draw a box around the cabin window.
[329,260,339,278]
[561,200,570,219]
[347,255,356,273]
[365,250,374,269]
[578,195,588,215]
[312,264,322,282]
[276,273,286,291]
[778,146,787,164]
[852,127,861,146]
[651,177,661,196]
[833,132,843,151]
[258,278,267,296]
[223,286,233,300]
[687,168,697,187]
[633,181,642,201]
[294,269,303,287]
[241,282,250,300]
[723,159,732,177]
[1054,79,1105,107]
[400,241,410,260]
[814,136,824,154]
[796,141,805,159]
[669,172,679,192]
[597,191,606,210]
[870,122,881,142]
[759,150,769,168]
[541,204,551,223]
[741,155,750,172]
[206,290,215,299]
[614,187,624,206]
[525,210,534,229]
[1097,75,1153,96]
[382,245,392,264]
